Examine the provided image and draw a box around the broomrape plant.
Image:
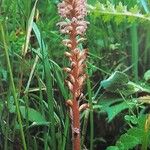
[57,0,89,149]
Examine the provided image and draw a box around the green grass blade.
[22,0,38,56]
[87,75,94,150]
[131,23,139,83]
[32,22,56,150]
[140,0,149,13]
[41,45,56,150]
[0,24,27,150]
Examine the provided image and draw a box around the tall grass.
[41,44,56,150]
[0,24,27,150]
[87,76,94,150]
[33,22,56,149]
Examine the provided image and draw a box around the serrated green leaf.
[99,3,106,11]
[117,134,139,150]
[101,71,129,91]
[127,16,137,23]
[109,115,149,149]
[130,5,140,14]
[89,2,150,24]
[115,141,125,150]
[102,15,112,22]
[114,16,125,24]
[106,1,115,12]
[101,71,150,96]
[116,2,127,13]
[127,127,144,140]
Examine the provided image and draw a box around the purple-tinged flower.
[57,0,89,35]
[58,1,73,18]
[75,0,87,19]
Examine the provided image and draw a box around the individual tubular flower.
[57,1,89,150]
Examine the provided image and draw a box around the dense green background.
[1,0,150,149]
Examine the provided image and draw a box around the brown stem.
[70,23,81,150]
[57,1,88,149]
[72,98,80,150]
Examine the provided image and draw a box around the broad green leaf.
[98,98,135,122]
[100,98,123,108]
[104,101,134,122]
[10,106,46,123]
[101,71,150,96]
[101,71,129,91]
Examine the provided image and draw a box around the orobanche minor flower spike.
[57,0,89,149]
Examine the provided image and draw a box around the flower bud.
[63,67,71,72]
[66,99,73,107]
[79,103,89,112]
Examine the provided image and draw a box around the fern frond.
[88,1,150,24]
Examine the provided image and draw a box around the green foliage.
[140,0,150,13]
[1,0,150,149]
[101,71,129,91]
[89,1,150,24]
[107,115,150,150]
[0,65,7,81]
[101,71,150,96]
[96,98,135,122]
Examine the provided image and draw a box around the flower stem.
[57,1,89,149]
[72,98,80,150]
